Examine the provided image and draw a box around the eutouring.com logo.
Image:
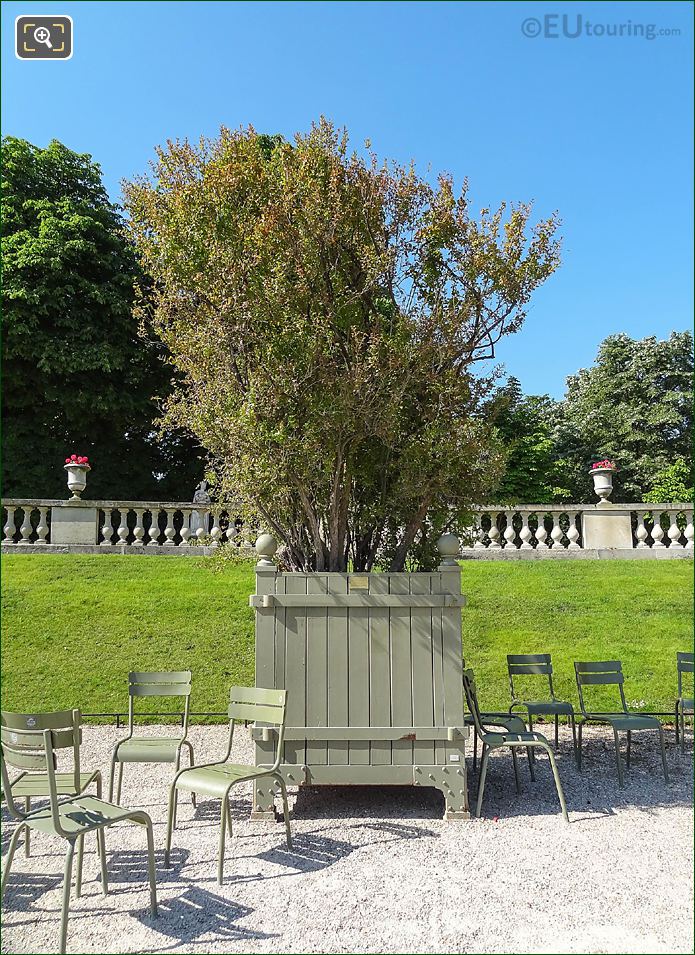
[521,14,681,40]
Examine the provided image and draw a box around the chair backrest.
[574,660,627,716]
[227,686,287,770]
[127,671,192,735]
[507,653,554,701]
[462,669,486,736]
[0,713,80,833]
[677,652,694,697]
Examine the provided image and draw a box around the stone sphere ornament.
[255,533,278,565]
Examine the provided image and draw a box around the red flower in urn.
[64,454,91,501]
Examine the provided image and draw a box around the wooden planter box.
[249,540,470,819]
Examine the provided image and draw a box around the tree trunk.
[387,496,431,572]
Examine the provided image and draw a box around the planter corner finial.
[255,533,278,567]
[437,533,460,566]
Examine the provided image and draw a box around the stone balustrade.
[462,504,693,557]
[1,499,692,557]
[1,500,256,551]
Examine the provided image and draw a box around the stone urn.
[589,464,616,505]
[64,461,91,501]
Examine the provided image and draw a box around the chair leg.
[612,726,624,787]
[116,763,124,804]
[473,726,478,773]
[184,742,196,807]
[626,730,631,769]
[543,744,569,823]
[681,706,686,753]
[172,786,179,831]
[526,745,535,781]
[577,721,584,772]
[1,824,27,899]
[225,796,233,838]
[24,798,31,857]
[217,798,227,886]
[164,783,177,867]
[275,775,292,848]
[108,754,117,802]
[59,840,76,955]
[95,772,103,798]
[555,715,559,750]
[96,829,108,895]
[75,834,84,898]
[658,725,669,783]
[570,714,578,768]
[475,746,490,818]
[511,747,521,794]
[142,815,158,917]
[528,715,536,777]
[675,701,680,744]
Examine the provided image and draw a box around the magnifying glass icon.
[34,26,53,49]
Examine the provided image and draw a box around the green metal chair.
[463,669,569,822]
[507,653,578,760]
[1,709,102,858]
[1,720,157,954]
[108,671,195,803]
[165,686,291,884]
[675,652,694,751]
[574,660,669,786]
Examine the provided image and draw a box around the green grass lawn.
[1,554,692,720]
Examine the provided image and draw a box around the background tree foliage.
[2,137,203,500]
[125,120,561,570]
[549,332,693,503]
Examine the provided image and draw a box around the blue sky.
[2,0,692,398]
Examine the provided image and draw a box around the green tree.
[643,460,693,504]
[551,332,693,502]
[125,120,561,571]
[2,137,203,500]
[485,378,569,502]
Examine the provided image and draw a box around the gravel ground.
[1,724,692,955]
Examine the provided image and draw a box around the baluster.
[19,508,33,543]
[684,510,694,549]
[550,512,564,549]
[487,512,502,549]
[101,510,115,546]
[223,513,237,545]
[195,509,210,544]
[163,509,176,546]
[667,510,684,548]
[518,511,533,549]
[210,509,221,547]
[132,508,145,547]
[35,507,49,544]
[116,510,129,546]
[651,510,665,548]
[534,511,548,550]
[634,511,649,548]
[501,511,515,549]
[3,508,16,543]
[147,509,160,546]
[473,513,487,549]
[566,510,581,549]
[179,509,191,546]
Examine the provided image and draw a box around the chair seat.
[584,713,661,731]
[10,771,100,798]
[115,737,183,763]
[24,794,139,836]
[517,700,574,716]
[481,730,548,749]
[174,763,267,797]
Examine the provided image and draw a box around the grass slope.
[1,555,692,719]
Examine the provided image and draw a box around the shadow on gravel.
[0,871,63,912]
[133,886,278,947]
[469,741,693,821]
[291,784,445,820]
[101,846,191,886]
[257,832,355,872]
